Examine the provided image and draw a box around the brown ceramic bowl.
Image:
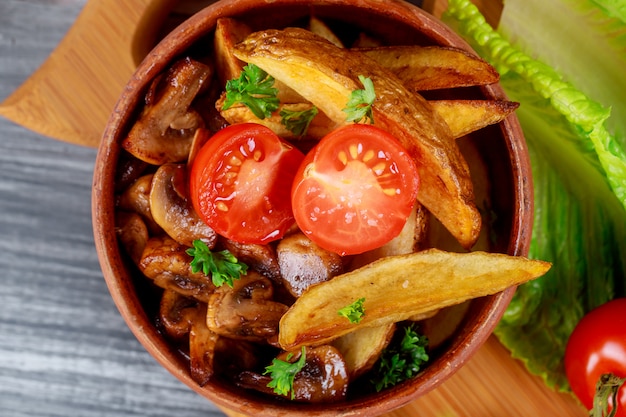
[92,0,532,416]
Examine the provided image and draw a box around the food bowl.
[92,0,533,416]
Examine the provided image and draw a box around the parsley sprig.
[338,297,366,324]
[280,106,319,137]
[222,64,279,119]
[264,346,307,400]
[186,240,248,288]
[343,75,376,124]
[370,324,429,392]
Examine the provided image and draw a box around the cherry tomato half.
[291,124,419,256]
[564,298,626,416]
[190,124,305,244]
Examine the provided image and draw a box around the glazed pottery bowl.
[92,0,533,415]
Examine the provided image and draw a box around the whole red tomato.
[564,298,626,416]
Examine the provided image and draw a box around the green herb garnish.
[370,324,429,392]
[264,346,307,399]
[343,75,376,124]
[186,239,248,288]
[222,64,279,119]
[338,297,366,324]
[280,106,319,136]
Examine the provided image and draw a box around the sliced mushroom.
[139,235,215,303]
[149,163,217,248]
[276,232,343,297]
[237,345,349,403]
[189,304,220,386]
[221,238,282,282]
[206,271,288,342]
[122,57,212,165]
[118,174,162,234]
[213,338,263,381]
[115,211,149,265]
[115,151,149,192]
[159,289,203,339]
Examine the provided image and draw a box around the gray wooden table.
[0,1,225,416]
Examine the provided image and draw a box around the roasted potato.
[218,96,518,140]
[112,14,538,402]
[358,45,499,91]
[430,99,519,138]
[217,100,335,139]
[233,28,482,249]
[332,323,396,378]
[278,249,551,350]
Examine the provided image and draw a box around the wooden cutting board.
[0,0,587,415]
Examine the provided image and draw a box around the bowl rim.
[92,0,533,415]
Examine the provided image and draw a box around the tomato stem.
[591,373,626,417]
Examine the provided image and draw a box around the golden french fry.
[233,28,481,249]
[430,99,520,138]
[278,249,551,350]
[358,45,499,91]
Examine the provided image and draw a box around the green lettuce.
[443,0,626,391]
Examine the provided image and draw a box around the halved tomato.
[190,123,305,244]
[291,124,419,255]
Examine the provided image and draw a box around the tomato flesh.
[291,124,419,256]
[564,298,626,416]
[190,124,305,244]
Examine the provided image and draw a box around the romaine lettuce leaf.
[443,0,626,391]
[498,0,626,146]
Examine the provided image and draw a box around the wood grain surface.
[0,1,587,416]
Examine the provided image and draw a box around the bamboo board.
[0,0,587,415]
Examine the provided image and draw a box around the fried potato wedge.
[349,203,429,269]
[335,204,427,378]
[332,323,396,378]
[358,45,499,91]
[214,18,303,104]
[234,28,481,248]
[278,249,551,350]
[419,301,470,350]
[219,96,517,140]
[430,100,519,138]
[308,16,344,47]
[216,98,335,139]
[214,17,253,85]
